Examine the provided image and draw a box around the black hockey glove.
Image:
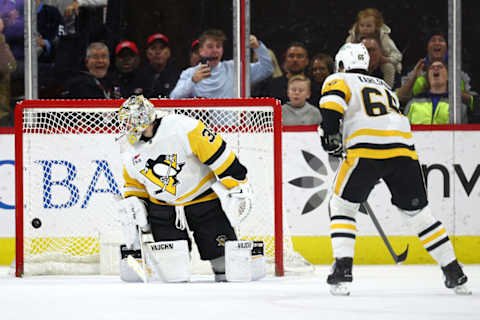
[321,133,343,157]
[318,126,343,157]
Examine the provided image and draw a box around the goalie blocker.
[119,240,265,282]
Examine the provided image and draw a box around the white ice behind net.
[20,105,310,276]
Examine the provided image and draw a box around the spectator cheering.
[403,61,472,124]
[170,29,273,99]
[62,41,113,98]
[397,29,478,112]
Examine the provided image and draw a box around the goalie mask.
[118,95,156,144]
[335,43,369,72]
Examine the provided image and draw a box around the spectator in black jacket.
[111,40,143,98]
[136,33,180,98]
[62,41,113,98]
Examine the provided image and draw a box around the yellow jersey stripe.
[330,224,357,231]
[150,192,218,206]
[175,171,215,202]
[345,129,413,143]
[124,191,149,199]
[320,101,345,114]
[334,156,357,195]
[347,148,418,160]
[188,121,224,164]
[421,228,447,246]
[220,177,247,189]
[123,167,147,190]
[322,78,352,102]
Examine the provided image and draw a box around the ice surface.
[1,265,479,320]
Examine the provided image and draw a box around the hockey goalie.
[115,95,265,282]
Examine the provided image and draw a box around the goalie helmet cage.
[14,98,302,278]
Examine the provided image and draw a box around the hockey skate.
[327,257,353,296]
[441,260,472,295]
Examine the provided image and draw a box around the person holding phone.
[170,29,273,99]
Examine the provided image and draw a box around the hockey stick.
[137,227,150,282]
[138,229,168,282]
[124,227,150,283]
[126,255,148,283]
[125,229,168,283]
[362,201,409,264]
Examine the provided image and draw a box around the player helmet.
[118,95,157,144]
[335,43,369,72]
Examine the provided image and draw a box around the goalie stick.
[126,228,168,283]
[139,229,169,282]
[362,201,409,264]
[125,227,150,283]
[126,255,148,283]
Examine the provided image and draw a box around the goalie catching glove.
[116,196,150,250]
[211,180,253,227]
[318,126,343,157]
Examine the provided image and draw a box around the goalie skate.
[327,257,353,296]
[441,260,472,295]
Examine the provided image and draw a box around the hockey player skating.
[318,43,471,296]
[115,95,264,282]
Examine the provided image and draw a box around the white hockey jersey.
[120,114,247,206]
[320,72,418,160]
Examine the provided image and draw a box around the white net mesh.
[18,99,308,276]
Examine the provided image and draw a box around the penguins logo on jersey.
[216,235,228,247]
[140,154,185,195]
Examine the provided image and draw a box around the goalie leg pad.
[225,240,266,282]
[329,194,359,258]
[146,240,191,282]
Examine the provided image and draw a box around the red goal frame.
[14,98,285,277]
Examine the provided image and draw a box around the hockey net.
[15,98,310,277]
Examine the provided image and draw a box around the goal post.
[14,98,298,277]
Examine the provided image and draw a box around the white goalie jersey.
[120,114,247,205]
[320,72,418,160]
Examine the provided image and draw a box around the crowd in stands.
[0,3,479,127]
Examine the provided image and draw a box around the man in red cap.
[137,33,180,98]
[112,40,144,98]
